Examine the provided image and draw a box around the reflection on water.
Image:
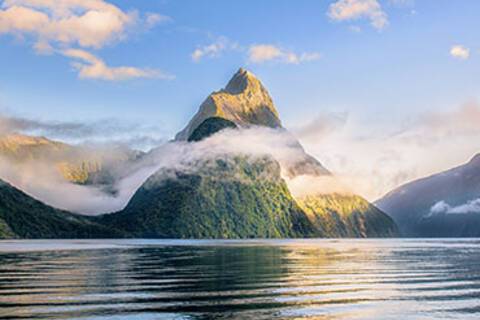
[1,239,480,319]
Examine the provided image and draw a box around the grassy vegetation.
[298,194,398,237]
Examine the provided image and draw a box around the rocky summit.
[175,68,282,140]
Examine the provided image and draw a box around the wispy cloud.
[328,0,388,30]
[0,113,167,150]
[248,44,320,64]
[418,100,480,136]
[191,36,238,62]
[450,45,470,60]
[62,49,173,81]
[145,12,172,29]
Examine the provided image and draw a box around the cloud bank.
[293,101,480,201]
[0,113,167,150]
[0,126,349,214]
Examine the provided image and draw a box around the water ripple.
[0,239,480,319]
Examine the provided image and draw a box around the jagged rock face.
[175,68,282,140]
[376,153,480,237]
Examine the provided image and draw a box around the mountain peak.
[224,68,256,94]
[175,68,282,140]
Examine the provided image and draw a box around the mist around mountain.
[101,68,398,238]
[376,154,480,237]
[0,68,399,239]
[0,133,139,186]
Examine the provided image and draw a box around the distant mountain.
[0,133,141,187]
[0,179,121,239]
[376,154,480,237]
[106,68,398,238]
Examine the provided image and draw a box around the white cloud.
[248,44,320,64]
[62,49,173,81]
[328,0,388,30]
[191,37,237,62]
[0,0,135,49]
[429,199,480,216]
[450,45,470,60]
[0,0,173,81]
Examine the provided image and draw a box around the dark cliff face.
[376,153,480,237]
[187,117,238,142]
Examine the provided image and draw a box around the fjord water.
[0,240,479,320]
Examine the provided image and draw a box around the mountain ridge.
[376,153,480,237]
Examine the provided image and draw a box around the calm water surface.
[0,239,479,320]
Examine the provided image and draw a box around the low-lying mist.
[0,127,351,215]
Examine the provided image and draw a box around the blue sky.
[1,0,480,199]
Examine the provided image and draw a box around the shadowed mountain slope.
[376,154,480,237]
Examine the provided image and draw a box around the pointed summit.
[224,68,261,94]
[175,68,282,140]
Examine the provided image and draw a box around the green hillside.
[299,194,398,237]
[102,156,316,238]
[0,180,122,239]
